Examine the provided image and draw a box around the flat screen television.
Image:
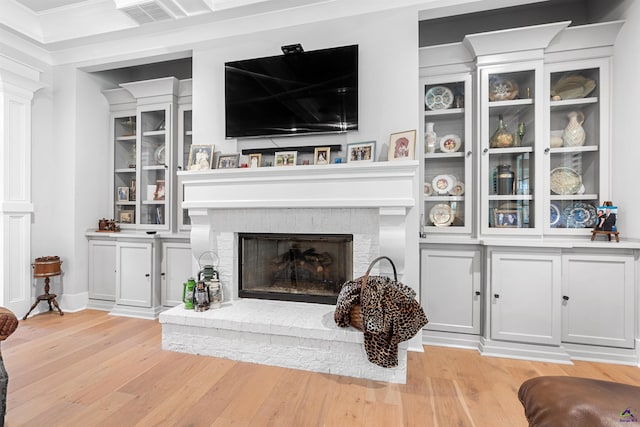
[225,44,358,139]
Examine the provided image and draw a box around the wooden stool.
[590,229,620,242]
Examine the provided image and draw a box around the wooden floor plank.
[3,309,639,427]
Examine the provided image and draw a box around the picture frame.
[314,147,330,165]
[494,209,520,228]
[388,130,416,161]
[248,153,262,168]
[119,210,133,224]
[217,153,240,169]
[117,186,129,202]
[153,180,165,200]
[347,141,375,162]
[274,151,297,167]
[187,144,215,171]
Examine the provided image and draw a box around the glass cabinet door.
[420,75,472,234]
[139,105,170,228]
[178,106,192,229]
[480,64,542,234]
[545,60,607,234]
[113,113,137,227]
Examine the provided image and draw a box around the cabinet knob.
[145,273,150,277]
[161,272,165,277]
[562,295,569,301]
[483,148,489,154]
[475,291,481,296]
[494,294,500,299]
[466,151,472,157]
[544,147,551,154]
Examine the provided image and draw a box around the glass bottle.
[490,114,514,148]
[425,122,437,153]
[496,164,515,195]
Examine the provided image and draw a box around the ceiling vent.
[115,0,176,24]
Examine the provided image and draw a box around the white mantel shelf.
[178,161,419,210]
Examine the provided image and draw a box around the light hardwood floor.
[3,309,640,426]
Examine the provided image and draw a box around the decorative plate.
[429,203,454,227]
[563,202,597,228]
[440,134,461,153]
[551,74,597,100]
[432,174,455,195]
[489,78,519,101]
[154,145,166,165]
[449,181,465,196]
[550,203,562,228]
[425,86,454,110]
[424,183,433,196]
[550,167,582,195]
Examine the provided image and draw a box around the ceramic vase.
[562,111,586,147]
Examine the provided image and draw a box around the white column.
[0,66,44,315]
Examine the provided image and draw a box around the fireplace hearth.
[238,233,353,304]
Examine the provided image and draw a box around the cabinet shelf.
[143,130,166,137]
[489,98,533,109]
[425,195,465,202]
[550,193,598,201]
[425,152,466,159]
[117,135,137,141]
[115,168,136,173]
[550,97,598,108]
[489,194,533,201]
[488,146,533,155]
[143,165,167,171]
[549,146,598,154]
[424,108,464,117]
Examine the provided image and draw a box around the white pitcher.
[562,111,586,147]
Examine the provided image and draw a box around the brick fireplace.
[160,161,420,383]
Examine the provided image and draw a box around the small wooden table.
[590,229,620,242]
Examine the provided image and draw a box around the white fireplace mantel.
[179,161,419,210]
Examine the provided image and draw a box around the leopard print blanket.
[334,274,428,368]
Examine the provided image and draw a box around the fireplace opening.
[238,233,353,304]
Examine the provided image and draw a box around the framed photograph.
[117,186,129,202]
[347,141,375,162]
[248,153,262,168]
[274,151,297,167]
[314,147,330,165]
[119,210,133,224]
[187,144,215,171]
[388,130,416,161]
[154,180,165,200]
[217,153,240,169]
[494,209,520,228]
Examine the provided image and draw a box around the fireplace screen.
[238,233,353,304]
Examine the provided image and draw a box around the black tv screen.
[225,45,358,138]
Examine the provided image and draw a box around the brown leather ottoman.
[518,376,640,426]
[0,307,18,426]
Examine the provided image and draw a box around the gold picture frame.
[217,153,240,169]
[274,151,297,167]
[248,153,262,168]
[494,209,520,228]
[314,147,330,165]
[119,210,134,224]
[388,130,416,161]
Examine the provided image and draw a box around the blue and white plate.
[550,203,562,228]
[563,202,597,228]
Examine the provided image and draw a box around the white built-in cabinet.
[87,77,194,318]
[88,240,117,303]
[419,21,639,365]
[421,246,481,335]
[161,240,193,307]
[488,249,562,346]
[561,252,635,349]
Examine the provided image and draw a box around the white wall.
[192,8,420,158]
[607,0,640,239]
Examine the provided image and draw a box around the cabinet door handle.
[562,295,569,301]
[145,273,150,277]
[475,291,481,296]
[494,294,500,299]
[161,272,165,276]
